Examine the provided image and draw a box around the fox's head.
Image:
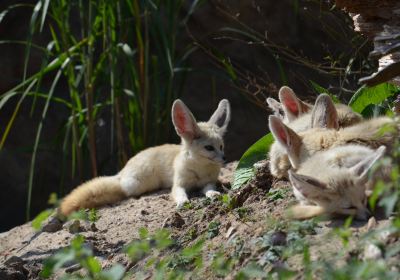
[288,146,386,220]
[171,99,231,164]
[266,86,312,123]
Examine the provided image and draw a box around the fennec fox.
[287,145,386,220]
[266,86,362,129]
[269,94,363,178]
[269,110,397,174]
[266,86,312,123]
[59,99,231,216]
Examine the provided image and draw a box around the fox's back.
[119,144,180,189]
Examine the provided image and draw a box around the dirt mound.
[0,162,396,279]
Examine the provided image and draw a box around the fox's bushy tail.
[59,176,126,217]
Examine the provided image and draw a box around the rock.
[271,231,287,246]
[367,216,377,231]
[225,226,236,239]
[1,256,28,280]
[63,220,84,234]
[162,212,185,228]
[90,223,98,232]
[41,217,63,233]
[0,268,27,280]
[4,256,25,267]
[363,243,382,260]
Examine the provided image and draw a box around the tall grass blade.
[26,58,70,220]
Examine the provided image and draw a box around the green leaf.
[182,239,204,258]
[309,80,340,103]
[232,133,274,189]
[348,83,399,114]
[85,256,102,274]
[99,264,126,280]
[31,209,53,231]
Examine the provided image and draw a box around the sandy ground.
[0,161,397,279]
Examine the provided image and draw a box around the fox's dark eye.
[220,145,223,150]
[204,145,215,151]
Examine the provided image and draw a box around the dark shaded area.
[0,0,372,232]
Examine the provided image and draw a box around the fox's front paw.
[176,197,190,209]
[205,190,221,199]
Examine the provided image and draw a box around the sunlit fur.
[59,99,230,216]
[268,92,362,179]
[288,145,386,220]
[269,114,396,179]
[290,117,397,169]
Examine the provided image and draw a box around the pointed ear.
[208,99,231,134]
[172,99,200,141]
[289,170,328,199]
[350,146,386,179]
[268,115,302,168]
[266,97,283,119]
[279,86,311,121]
[311,94,339,129]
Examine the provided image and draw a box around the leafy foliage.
[232,133,274,189]
[31,209,53,231]
[41,235,125,279]
[0,0,201,219]
[348,83,399,116]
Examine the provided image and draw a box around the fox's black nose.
[222,156,226,162]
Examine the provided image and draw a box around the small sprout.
[207,221,221,239]
[333,216,353,248]
[266,188,288,201]
[221,194,237,210]
[88,208,99,223]
[47,193,59,206]
[235,207,250,219]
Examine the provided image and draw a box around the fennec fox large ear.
[208,99,231,135]
[288,170,327,199]
[172,99,200,141]
[266,97,284,119]
[279,86,311,121]
[311,94,339,129]
[269,115,302,168]
[350,145,386,179]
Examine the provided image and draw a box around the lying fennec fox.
[268,92,362,178]
[287,145,387,220]
[60,99,231,216]
[266,86,362,129]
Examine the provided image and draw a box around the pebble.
[366,216,377,231]
[363,243,382,260]
[42,217,63,233]
[271,231,287,246]
[162,212,185,228]
[225,226,236,239]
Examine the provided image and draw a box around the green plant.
[0,0,201,219]
[266,188,289,201]
[207,220,221,239]
[124,227,173,263]
[232,133,274,189]
[40,235,125,279]
[221,193,237,210]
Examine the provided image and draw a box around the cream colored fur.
[269,93,362,178]
[59,99,231,216]
[288,145,387,220]
[291,116,397,169]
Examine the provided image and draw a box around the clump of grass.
[0,0,202,219]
